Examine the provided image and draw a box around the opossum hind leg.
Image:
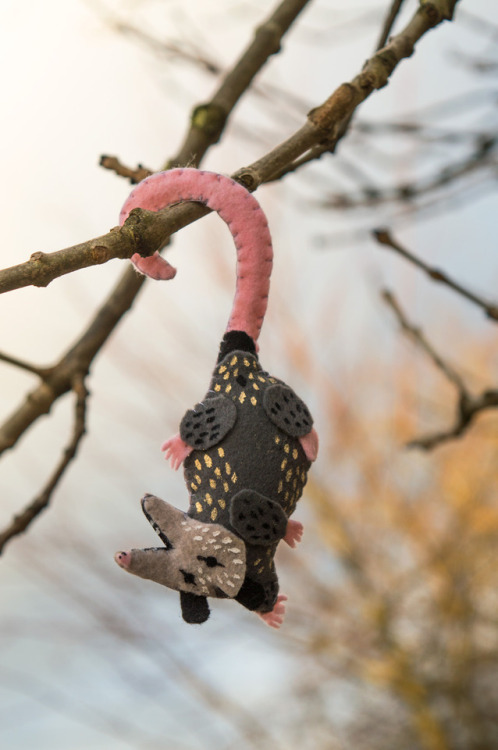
[257,594,288,629]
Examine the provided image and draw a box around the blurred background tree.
[1,1,497,749]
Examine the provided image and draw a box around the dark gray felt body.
[182,350,312,613]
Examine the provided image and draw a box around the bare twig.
[99,156,152,184]
[263,0,460,181]
[0,268,144,456]
[0,0,460,295]
[109,19,221,75]
[0,351,51,379]
[355,119,492,144]
[382,289,498,450]
[409,387,498,450]
[0,375,89,554]
[382,289,466,392]
[166,0,314,169]
[374,228,498,321]
[323,139,497,211]
[376,0,407,50]
[278,0,409,178]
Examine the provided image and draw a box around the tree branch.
[323,137,496,213]
[0,351,51,379]
[269,0,460,181]
[0,267,145,456]
[382,289,466,392]
[382,289,498,450]
[166,0,314,169]
[0,374,89,554]
[99,155,153,184]
[374,228,498,321]
[0,0,460,295]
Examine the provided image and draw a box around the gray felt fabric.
[182,349,313,613]
[130,494,247,598]
[180,395,237,450]
[263,384,313,437]
[230,489,288,545]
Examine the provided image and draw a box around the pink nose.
[114,551,131,569]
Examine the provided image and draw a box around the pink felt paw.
[257,594,288,629]
[131,252,177,281]
[299,428,319,462]
[161,433,193,471]
[114,551,131,569]
[283,519,303,548]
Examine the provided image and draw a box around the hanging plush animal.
[114,169,318,628]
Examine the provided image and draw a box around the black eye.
[197,555,225,568]
[180,569,196,585]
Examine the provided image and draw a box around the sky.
[1,1,497,748]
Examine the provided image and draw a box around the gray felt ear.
[180,396,237,450]
[141,493,175,548]
[263,385,313,438]
[229,489,288,545]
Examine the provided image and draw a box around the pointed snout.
[114,550,132,569]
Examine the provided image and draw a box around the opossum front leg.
[161,434,193,471]
[283,519,303,548]
[299,427,319,463]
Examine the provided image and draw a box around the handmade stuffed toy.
[114,169,318,627]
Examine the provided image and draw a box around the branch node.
[428,268,446,282]
[255,20,282,55]
[372,228,391,245]
[121,208,161,258]
[419,1,446,25]
[377,47,405,71]
[191,103,227,139]
[358,70,377,92]
[308,84,357,136]
[232,168,261,192]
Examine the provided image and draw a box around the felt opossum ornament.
[114,168,318,628]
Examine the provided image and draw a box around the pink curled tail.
[120,168,273,342]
